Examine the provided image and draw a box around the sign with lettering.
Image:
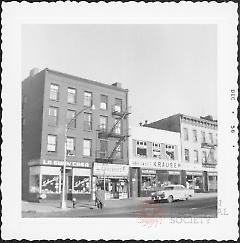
[42,159,90,168]
[142,169,156,174]
[93,163,129,177]
[130,160,182,170]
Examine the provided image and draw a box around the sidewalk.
[22,192,217,214]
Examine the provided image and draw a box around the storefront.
[28,159,91,201]
[186,171,204,192]
[93,162,129,200]
[130,160,182,197]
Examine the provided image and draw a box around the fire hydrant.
[72,198,76,208]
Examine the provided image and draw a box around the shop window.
[141,175,157,191]
[67,87,77,104]
[194,150,199,163]
[50,84,59,101]
[114,98,122,112]
[152,143,161,158]
[83,112,92,131]
[184,149,190,161]
[100,116,108,131]
[136,140,147,157]
[114,118,121,134]
[100,95,108,110]
[48,106,58,126]
[41,175,60,193]
[66,137,75,156]
[29,174,40,193]
[67,109,76,128]
[165,144,175,160]
[193,129,198,142]
[83,139,92,156]
[183,128,189,141]
[84,91,92,107]
[73,176,90,193]
[47,135,57,152]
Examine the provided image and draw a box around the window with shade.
[83,112,92,131]
[184,149,190,161]
[194,150,198,163]
[201,131,206,143]
[136,141,147,157]
[66,137,75,156]
[67,87,77,104]
[100,116,108,131]
[67,109,76,128]
[183,128,189,141]
[50,84,59,101]
[47,135,57,153]
[114,118,121,134]
[114,98,122,112]
[48,106,58,126]
[193,129,198,142]
[100,95,108,110]
[84,91,92,107]
[83,139,92,157]
[100,139,108,158]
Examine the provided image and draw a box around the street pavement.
[22,193,217,218]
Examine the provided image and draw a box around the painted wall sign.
[93,163,129,177]
[42,159,90,168]
[130,160,182,170]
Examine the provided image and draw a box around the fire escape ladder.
[109,111,128,135]
[108,136,126,160]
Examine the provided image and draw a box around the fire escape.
[201,141,217,168]
[95,105,131,163]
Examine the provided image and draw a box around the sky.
[21,24,217,126]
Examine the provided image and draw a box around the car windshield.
[163,186,174,190]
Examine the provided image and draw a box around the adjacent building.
[22,68,130,202]
[144,114,218,192]
[129,126,181,197]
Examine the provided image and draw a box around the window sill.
[67,102,77,105]
[82,155,92,158]
[49,99,59,102]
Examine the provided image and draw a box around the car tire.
[167,195,173,203]
[186,195,190,200]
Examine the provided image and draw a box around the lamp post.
[60,105,95,209]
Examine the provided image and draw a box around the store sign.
[142,169,156,174]
[186,171,203,176]
[130,160,181,170]
[93,163,129,177]
[42,159,90,168]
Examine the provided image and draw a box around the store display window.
[141,174,157,191]
[41,175,60,193]
[29,174,40,193]
[73,176,90,193]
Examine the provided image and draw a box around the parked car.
[151,184,194,203]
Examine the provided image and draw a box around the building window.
[41,175,60,193]
[99,139,108,158]
[50,84,59,101]
[83,112,92,131]
[136,141,147,157]
[67,110,76,128]
[165,145,175,160]
[194,150,198,163]
[73,176,90,193]
[183,128,188,141]
[114,98,122,112]
[66,137,76,156]
[184,149,189,161]
[114,118,121,134]
[84,91,92,107]
[201,131,206,143]
[115,144,123,159]
[100,95,108,110]
[48,106,58,126]
[152,143,161,158]
[193,129,197,142]
[67,87,77,104]
[83,139,92,157]
[47,135,57,152]
[100,116,108,131]
[209,133,213,144]
[202,151,207,163]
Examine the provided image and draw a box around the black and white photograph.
[1,2,238,241]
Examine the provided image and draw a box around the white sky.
[21,24,217,126]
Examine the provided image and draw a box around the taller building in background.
[144,114,218,192]
[22,68,130,202]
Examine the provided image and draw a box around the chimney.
[112,82,122,88]
[139,122,143,126]
[144,120,148,125]
[29,68,39,77]
[200,115,213,121]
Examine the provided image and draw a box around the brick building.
[22,68,130,202]
[144,114,218,192]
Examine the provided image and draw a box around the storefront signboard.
[41,159,90,168]
[142,169,156,174]
[186,171,203,176]
[130,160,182,170]
[208,172,218,176]
[93,163,129,177]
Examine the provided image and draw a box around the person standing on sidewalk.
[95,187,105,209]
